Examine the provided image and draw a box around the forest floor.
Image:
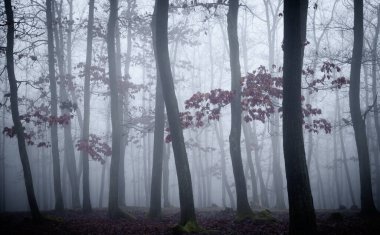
[1,207,380,234]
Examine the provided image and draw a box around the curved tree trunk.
[349,0,377,214]
[153,0,197,226]
[149,4,165,217]
[227,0,252,218]
[282,1,316,234]
[4,0,42,221]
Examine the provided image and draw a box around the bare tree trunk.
[242,122,259,207]
[227,0,252,218]
[5,0,42,220]
[349,0,377,214]
[46,0,64,212]
[333,97,342,208]
[282,1,316,234]
[154,0,197,226]
[149,5,165,216]
[107,0,125,218]
[79,0,95,213]
[163,143,171,207]
[214,122,235,208]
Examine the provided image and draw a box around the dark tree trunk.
[282,0,316,234]
[107,0,123,219]
[227,0,252,218]
[46,0,64,212]
[149,4,165,217]
[349,0,377,214]
[4,0,42,221]
[153,0,197,226]
[81,0,95,213]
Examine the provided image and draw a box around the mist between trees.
[1,0,380,234]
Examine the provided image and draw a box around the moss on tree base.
[172,220,203,234]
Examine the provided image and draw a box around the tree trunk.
[282,1,316,234]
[227,0,252,218]
[5,0,42,220]
[65,0,81,209]
[46,0,64,212]
[149,5,165,216]
[242,122,259,207]
[107,0,123,218]
[333,96,342,207]
[153,0,197,226]
[349,0,377,214]
[214,122,235,208]
[163,143,171,208]
[79,0,95,213]
[336,91,357,207]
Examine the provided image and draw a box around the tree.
[46,0,64,212]
[107,0,123,218]
[227,0,253,218]
[4,0,42,221]
[349,0,377,214]
[153,0,199,230]
[64,0,81,209]
[282,0,316,234]
[148,3,165,218]
[81,0,95,213]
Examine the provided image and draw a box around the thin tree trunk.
[349,0,377,214]
[154,0,197,226]
[46,0,64,212]
[227,0,252,218]
[336,91,357,207]
[78,0,95,212]
[5,0,42,220]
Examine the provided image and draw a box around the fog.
[1,0,379,233]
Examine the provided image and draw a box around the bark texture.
[282,0,317,234]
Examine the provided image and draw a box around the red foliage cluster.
[76,134,112,164]
[20,111,72,126]
[2,126,51,147]
[241,66,282,122]
[165,64,343,141]
[306,62,349,92]
[184,89,234,127]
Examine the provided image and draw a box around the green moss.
[236,209,276,223]
[236,212,255,222]
[173,220,203,234]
